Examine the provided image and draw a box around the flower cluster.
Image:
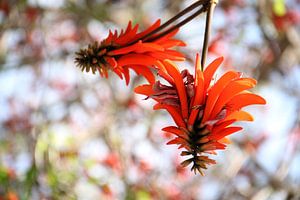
[135,54,266,175]
[75,5,266,175]
[75,20,185,84]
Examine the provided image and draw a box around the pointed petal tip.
[161,126,177,131]
[180,42,187,46]
[134,84,153,95]
[219,137,231,144]
[261,97,267,105]
[216,56,224,62]
[195,53,201,72]
[163,59,174,66]
[152,103,161,110]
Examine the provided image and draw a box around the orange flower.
[135,54,266,175]
[75,20,186,85]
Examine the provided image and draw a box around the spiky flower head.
[135,54,266,175]
[75,20,186,85]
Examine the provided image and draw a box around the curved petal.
[227,92,266,110]
[218,137,231,144]
[166,137,189,147]
[147,50,185,61]
[162,126,189,140]
[134,84,153,96]
[156,61,174,85]
[115,23,139,45]
[203,57,224,91]
[135,42,165,53]
[124,21,133,34]
[135,19,161,40]
[154,103,186,128]
[209,78,257,119]
[209,127,243,141]
[188,55,204,126]
[163,60,189,120]
[123,66,130,85]
[129,65,155,84]
[202,71,240,123]
[211,119,236,135]
[223,110,254,122]
[109,43,139,55]
[151,29,179,43]
[157,39,186,48]
[112,67,123,79]
[105,57,117,68]
[104,30,114,44]
[117,53,157,67]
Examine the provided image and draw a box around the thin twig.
[147,6,207,42]
[201,0,218,70]
[130,0,207,44]
[143,0,205,39]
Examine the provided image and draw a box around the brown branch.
[143,0,206,40]
[201,0,218,70]
[147,6,207,42]
[132,0,208,43]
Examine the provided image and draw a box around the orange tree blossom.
[134,54,266,175]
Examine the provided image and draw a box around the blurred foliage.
[0,0,300,200]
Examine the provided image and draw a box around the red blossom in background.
[272,9,300,31]
[75,20,186,85]
[2,0,300,198]
[135,54,266,175]
[0,191,19,200]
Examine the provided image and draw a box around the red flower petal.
[163,60,189,120]
[110,41,164,55]
[129,65,155,84]
[153,103,186,128]
[117,53,158,67]
[167,137,189,147]
[223,111,254,122]
[112,67,123,79]
[134,84,153,96]
[209,77,257,120]
[157,39,186,48]
[135,19,161,39]
[188,54,204,126]
[203,57,224,91]
[105,57,117,68]
[151,29,180,43]
[209,127,243,141]
[123,66,130,85]
[162,126,189,140]
[211,119,236,135]
[115,23,139,45]
[227,92,266,110]
[202,71,240,123]
[147,50,185,61]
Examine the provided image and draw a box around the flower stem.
[130,0,207,44]
[201,0,218,71]
[147,0,206,37]
[147,6,207,42]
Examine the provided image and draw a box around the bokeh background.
[1,0,300,199]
